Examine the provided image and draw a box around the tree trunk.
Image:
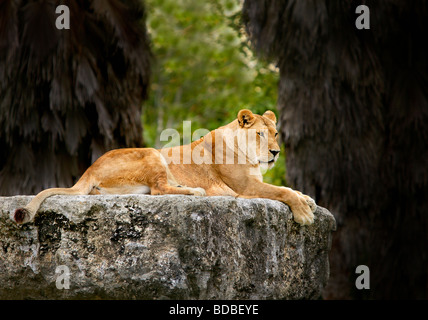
[243,0,428,299]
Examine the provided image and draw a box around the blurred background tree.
[0,0,151,196]
[143,0,284,185]
[243,0,428,299]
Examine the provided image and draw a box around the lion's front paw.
[290,195,315,226]
[294,191,317,213]
[304,195,317,213]
[190,187,206,196]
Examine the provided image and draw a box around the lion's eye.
[257,131,265,137]
[275,132,278,137]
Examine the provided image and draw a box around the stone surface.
[0,195,336,299]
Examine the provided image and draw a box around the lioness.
[14,109,316,225]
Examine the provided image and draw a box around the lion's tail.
[13,173,95,224]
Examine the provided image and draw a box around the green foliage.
[143,0,285,185]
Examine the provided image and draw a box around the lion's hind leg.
[150,178,206,197]
[149,152,206,196]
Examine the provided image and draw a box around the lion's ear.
[237,109,256,128]
[263,110,277,124]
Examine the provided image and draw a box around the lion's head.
[236,109,280,170]
[191,109,280,169]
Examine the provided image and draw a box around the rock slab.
[0,195,336,299]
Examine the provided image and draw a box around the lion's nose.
[270,150,280,157]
